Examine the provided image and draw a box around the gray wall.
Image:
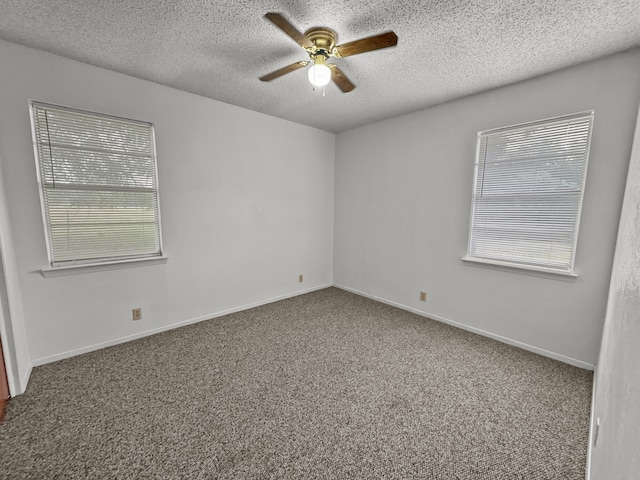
[589,101,640,479]
[334,49,640,367]
[0,40,335,382]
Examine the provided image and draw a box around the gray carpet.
[0,287,592,479]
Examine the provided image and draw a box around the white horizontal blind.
[466,111,594,272]
[31,102,162,266]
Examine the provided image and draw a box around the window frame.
[463,111,595,277]
[29,101,166,273]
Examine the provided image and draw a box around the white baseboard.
[333,283,595,370]
[30,281,594,370]
[32,284,332,367]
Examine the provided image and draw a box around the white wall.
[0,40,335,372]
[588,99,640,479]
[1,35,638,396]
[334,49,640,367]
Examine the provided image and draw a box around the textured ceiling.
[0,0,638,133]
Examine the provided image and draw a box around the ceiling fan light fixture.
[308,63,331,87]
[261,13,398,93]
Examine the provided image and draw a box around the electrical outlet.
[132,308,142,321]
[299,274,304,283]
[420,291,427,302]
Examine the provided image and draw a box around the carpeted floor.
[0,287,592,479]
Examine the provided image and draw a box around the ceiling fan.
[259,12,398,93]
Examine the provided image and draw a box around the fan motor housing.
[304,27,337,54]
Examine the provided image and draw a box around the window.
[464,111,594,275]
[30,102,163,268]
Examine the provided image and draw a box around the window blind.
[31,102,162,266]
[466,111,594,273]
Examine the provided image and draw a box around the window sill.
[40,256,169,278]
[462,256,578,279]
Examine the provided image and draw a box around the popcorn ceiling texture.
[0,0,638,132]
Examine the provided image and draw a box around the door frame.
[0,237,19,397]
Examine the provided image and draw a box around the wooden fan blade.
[259,61,309,82]
[264,13,313,48]
[329,65,355,93]
[335,31,398,58]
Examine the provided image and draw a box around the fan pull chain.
[311,84,327,97]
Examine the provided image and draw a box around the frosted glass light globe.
[308,63,331,87]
